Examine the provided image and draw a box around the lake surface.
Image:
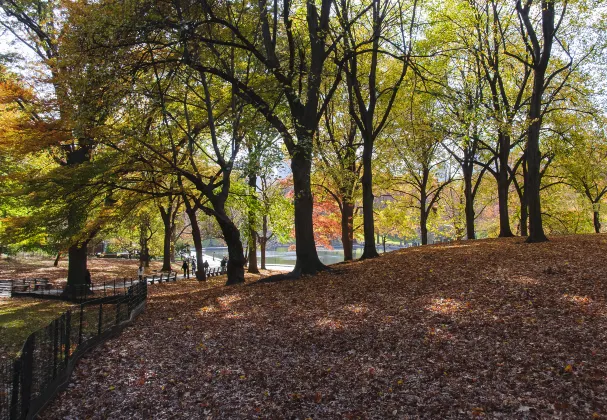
[199,246,401,267]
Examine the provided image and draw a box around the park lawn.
[0,257,181,286]
[0,298,71,360]
[44,235,607,419]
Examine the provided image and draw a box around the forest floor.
[42,235,607,419]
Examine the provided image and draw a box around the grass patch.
[0,298,71,360]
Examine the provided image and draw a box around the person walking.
[137,264,144,281]
[191,259,197,274]
[182,259,190,279]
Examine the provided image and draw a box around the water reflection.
[200,246,403,267]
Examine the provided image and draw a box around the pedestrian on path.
[191,259,197,273]
[137,264,144,281]
[182,260,190,279]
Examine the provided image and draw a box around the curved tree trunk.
[360,141,379,259]
[214,209,245,285]
[53,252,62,267]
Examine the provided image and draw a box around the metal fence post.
[20,335,34,418]
[64,311,71,364]
[53,318,59,378]
[97,304,103,336]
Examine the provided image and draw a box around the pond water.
[199,246,402,267]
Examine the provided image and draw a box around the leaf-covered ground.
[0,257,180,286]
[43,235,607,418]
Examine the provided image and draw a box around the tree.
[512,0,594,242]
[387,87,456,245]
[561,126,607,233]
[314,92,362,260]
[338,0,419,259]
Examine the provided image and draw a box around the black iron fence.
[9,276,155,302]
[0,279,147,420]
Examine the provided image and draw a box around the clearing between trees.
[43,235,606,418]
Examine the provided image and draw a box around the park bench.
[145,271,177,284]
[0,280,13,297]
[31,278,52,290]
[11,279,29,292]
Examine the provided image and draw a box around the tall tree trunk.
[420,207,429,246]
[139,221,150,268]
[593,210,601,233]
[520,154,528,236]
[360,141,379,259]
[62,142,93,297]
[160,211,172,271]
[260,214,268,270]
[497,135,514,237]
[290,150,326,275]
[341,200,354,261]
[526,72,548,243]
[185,207,206,281]
[248,174,259,273]
[463,165,476,240]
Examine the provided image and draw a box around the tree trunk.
[185,207,206,281]
[360,141,379,259]
[63,141,93,297]
[53,252,62,267]
[260,214,268,270]
[496,137,514,237]
[214,209,245,285]
[341,200,354,261]
[463,166,476,240]
[248,174,259,274]
[520,155,528,236]
[526,71,548,243]
[160,212,172,271]
[420,208,428,246]
[290,151,326,275]
[594,210,601,233]
[63,241,88,297]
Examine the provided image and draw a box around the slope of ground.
[43,235,607,418]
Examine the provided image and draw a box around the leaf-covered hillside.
[44,235,607,418]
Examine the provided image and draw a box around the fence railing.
[0,279,147,420]
[8,276,153,302]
